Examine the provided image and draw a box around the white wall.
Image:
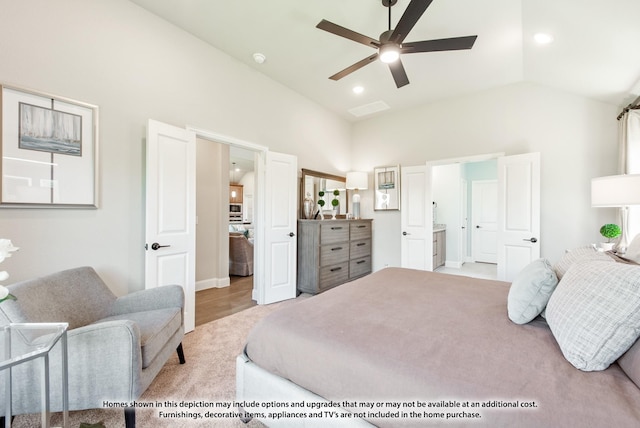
[0,0,351,293]
[354,82,619,271]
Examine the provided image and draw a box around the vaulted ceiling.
[130,0,640,121]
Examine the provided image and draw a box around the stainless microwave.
[230,203,242,214]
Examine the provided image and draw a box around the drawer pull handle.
[357,243,366,247]
[356,225,366,228]
[330,267,342,272]
[357,260,366,264]
[331,247,343,251]
[331,227,343,230]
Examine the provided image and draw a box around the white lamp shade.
[591,174,640,207]
[346,172,368,190]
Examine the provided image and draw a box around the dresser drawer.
[350,239,371,260]
[350,256,371,279]
[350,221,371,241]
[320,223,349,244]
[319,262,349,290]
[320,243,349,266]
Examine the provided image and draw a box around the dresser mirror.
[300,169,348,219]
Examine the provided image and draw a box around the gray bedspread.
[244,267,640,427]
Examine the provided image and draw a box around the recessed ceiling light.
[533,33,554,44]
[352,86,364,94]
[252,52,266,64]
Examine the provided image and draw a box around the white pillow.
[507,258,558,324]
[546,261,640,371]
[552,245,613,280]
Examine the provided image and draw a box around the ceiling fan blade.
[316,19,380,49]
[329,53,379,81]
[388,58,410,88]
[402,35,478,54]
[389,0,434,44]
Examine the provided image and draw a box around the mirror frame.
[300,168,348,219]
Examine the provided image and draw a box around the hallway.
[195,276,256,327]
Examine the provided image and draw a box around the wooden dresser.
[297,219,372,294]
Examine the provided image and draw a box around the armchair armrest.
[109,285,184,316]
[66,320,144,407]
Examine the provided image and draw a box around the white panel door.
[145,119,196,332]
[472,180,498,263]
[401,165,432,270]
[497,152,541,281]
[261,151,297,304]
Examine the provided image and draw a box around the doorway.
[194,140,257,326]
[431,159,498,278]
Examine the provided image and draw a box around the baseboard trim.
[445,260,463,269]
[196,277,230,291]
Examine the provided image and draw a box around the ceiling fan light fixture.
[379,44,400,63]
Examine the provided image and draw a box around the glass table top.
[0,323,68,370]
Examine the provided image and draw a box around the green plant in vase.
[599,223,621,251]
[331,189,340,220]
[318,191,326,220]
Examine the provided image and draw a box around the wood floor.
[195,275,256,326]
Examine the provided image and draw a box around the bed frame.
[236,354,373,427]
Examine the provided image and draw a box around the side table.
[1,323,69,428]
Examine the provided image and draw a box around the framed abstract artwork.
[374,165,400,211]
[0,84,98,208]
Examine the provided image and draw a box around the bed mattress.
[244,267,640,427]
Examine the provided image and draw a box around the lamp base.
[614,206,630,255]
[352,201,361,220]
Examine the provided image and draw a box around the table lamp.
[346,172,368,219]
[591,174,640,254]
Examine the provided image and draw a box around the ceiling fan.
[316,0,478,88]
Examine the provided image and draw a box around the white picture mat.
[1,86,98,207]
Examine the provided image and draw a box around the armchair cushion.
[98,307,181,368]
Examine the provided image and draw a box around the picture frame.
[374,165,400,211]
[0,84,99,208]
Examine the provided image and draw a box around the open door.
[257,151,298,304]
[401,165,432,270]
[497,152,541,281]
[145,119,196,332]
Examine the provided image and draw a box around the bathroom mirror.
[300,169,348,219]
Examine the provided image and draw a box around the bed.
[237,251,640,427]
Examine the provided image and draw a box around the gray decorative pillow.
[546,261,640,371]
[552,245,613,280]
[507,258,558,324]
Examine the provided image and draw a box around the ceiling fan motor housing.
[382,0,398,7]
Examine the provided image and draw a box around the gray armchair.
[0,266,185,428]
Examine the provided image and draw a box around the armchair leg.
[125,407,136,428]
[176,343,186,364]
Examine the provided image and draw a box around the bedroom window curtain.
[619,109,640,239]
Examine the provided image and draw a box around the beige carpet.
[14,296,303,428]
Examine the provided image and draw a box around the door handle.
[523,237,538,243]
[289,232,295,237]
[476,225,481,228]
[150,242,171,250]
[402,231,410,236]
